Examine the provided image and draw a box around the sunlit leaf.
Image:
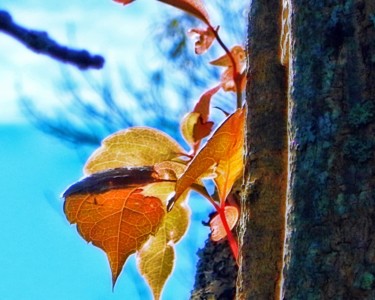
[64,124,191,295]
[188,26,217,54]
[154,161,187,180]
[84,127,185,175]
[181,112,201,146]
[63,168,166,286]
[174,107,245,205]
[210,205,239,241]
[138,183,190,300]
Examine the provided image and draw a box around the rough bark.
[192,0,375,299]
[191,239,237,300]
[237,0,288,298]
[283,0,375,299]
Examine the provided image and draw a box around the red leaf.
[180,85,220,149]
[188,26,217,54]
[210,45,247,92]
[193,85,220,123]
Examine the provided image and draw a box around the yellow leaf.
[84,127,185,175]
[138,183,190,300]
[154,161,187,180]
[180,112,201,146]
[174,107,245,205]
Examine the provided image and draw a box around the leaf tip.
[113,0,136,5]
[166,193,176,212]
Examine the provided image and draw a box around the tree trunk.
[283,0,375,298]
[192,0,375,299]
[237,0,288,298]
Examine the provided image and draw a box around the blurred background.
[0,1,246,299]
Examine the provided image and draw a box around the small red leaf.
[193,85,220,123]
[210,45,247,93]
[210,206,239,241]
[188,26,217,54]
[180,85,220,149]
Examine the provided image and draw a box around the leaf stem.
[190,183,220,211]
[209,25,242,109]
[191,184,239,263]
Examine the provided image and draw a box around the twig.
[0,10,105,70]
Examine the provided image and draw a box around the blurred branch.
[19,3,245,148]
[0,10,104,70]
[19,68,136,147]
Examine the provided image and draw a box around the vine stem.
[208,24,242,109]
[191,184,239,263]
[218,206,239,263]
[191,184,220,211]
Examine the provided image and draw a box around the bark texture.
[283,0,375,299]
[237,0,288,298]
[190,239,237,300]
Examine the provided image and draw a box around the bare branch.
[0,10,104,70]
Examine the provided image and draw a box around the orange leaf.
[210,45,246,67]
[210,205,239,241]
[157,0,211,25]
[188,26,217,54]
[174,107,245,205]
[63,167,166,287]
[193,85,220,122]
[210,45,247,92]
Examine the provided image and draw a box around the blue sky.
[0,1,214,299]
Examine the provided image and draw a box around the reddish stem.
[191,184,220,211]
[191,185,239,262]
[218,206,239,263]
[208,24,242,109]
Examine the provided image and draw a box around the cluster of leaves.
[63,0,246,299]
